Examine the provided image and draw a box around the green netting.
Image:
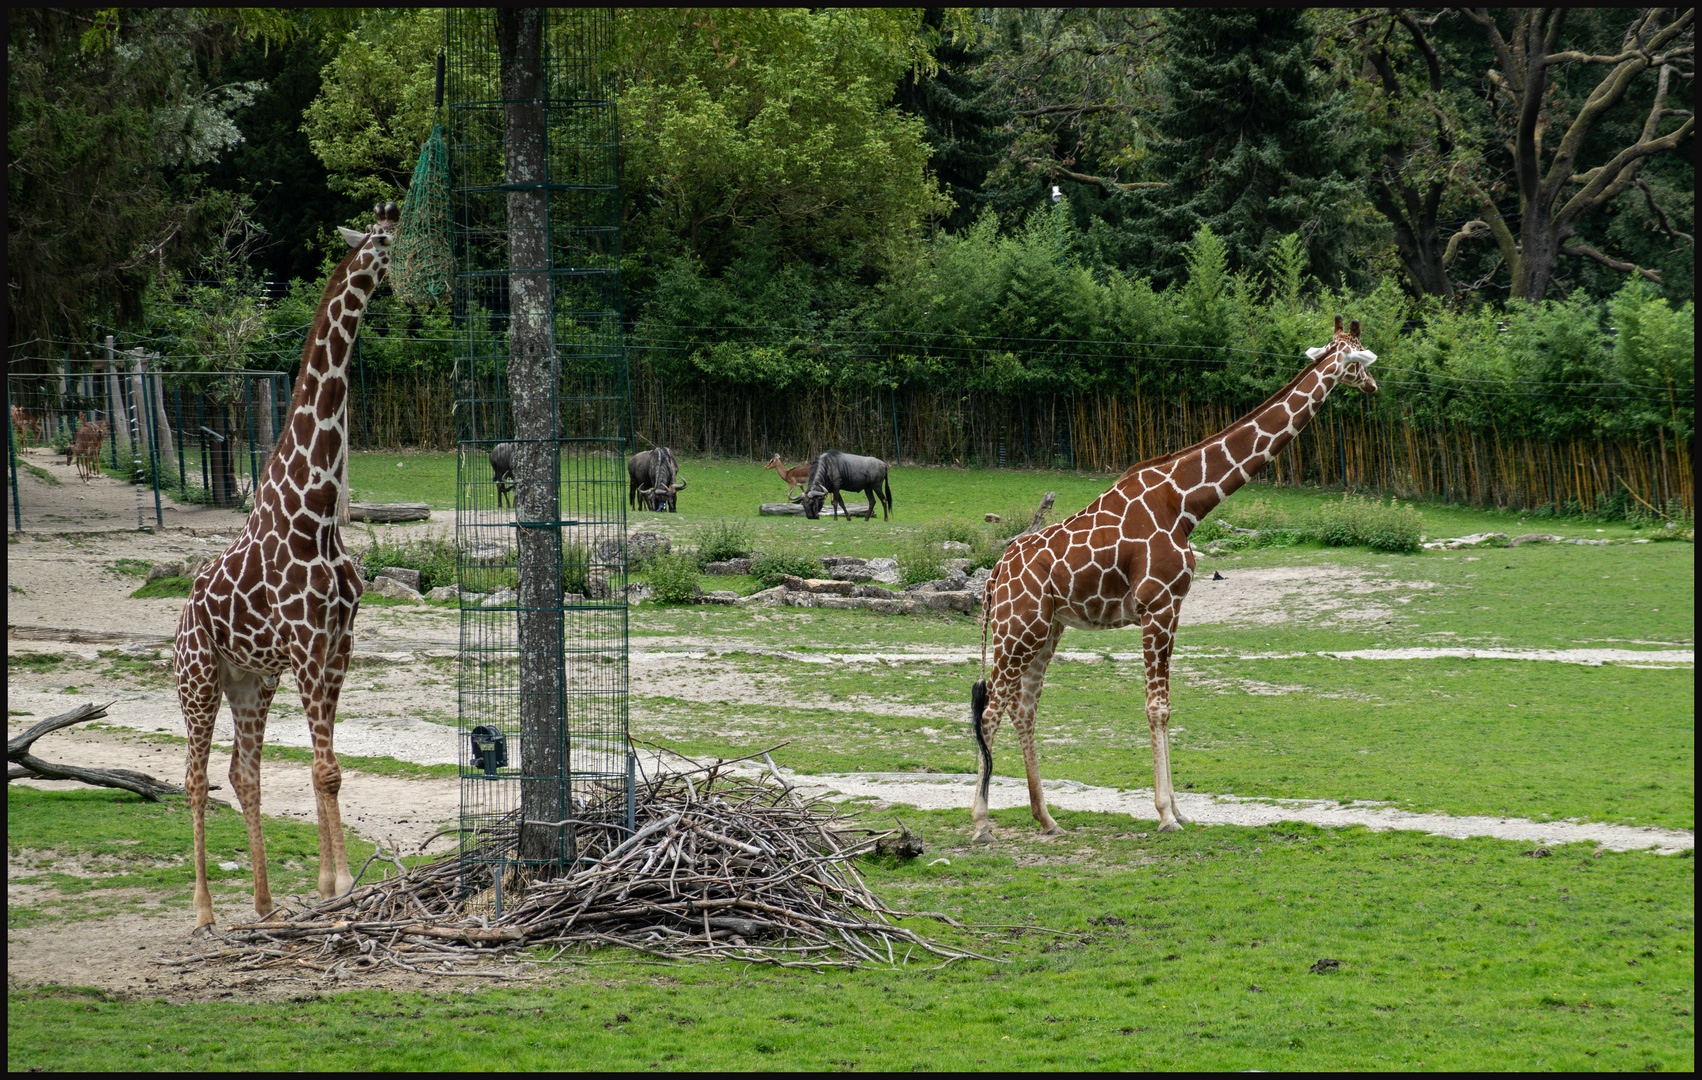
[392,123,453,308]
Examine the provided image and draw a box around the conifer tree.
[1126,8,1375,288]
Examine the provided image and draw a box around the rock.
[942,558,970,572]
[704,557,754,575]
[146,562,184,584]
[906,568,969,593]
[697,590,740,606]
[966,567,992,601]
[596,531,671,566]
[586,570,616,599]
[738,585,788,606]
[622,583,653,604]
[425,584,482,602]
[377,566,422,592]
[820,555,874,582]
[802,578,855,596]
[850,583,893,599]
[1509,533,1564,546]
[864,557,900,585]
[921,591,975,613]
[1421,532,1510,550]
[760,503,807,516]
[1563,537,1611,545]
[984,513,1002,523]
[366,575,424,602]
[480,587,518,608]
[939,540,972,554]
[463,541,510,563]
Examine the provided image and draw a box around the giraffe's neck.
[255,248,385,524]
[1167,349,1348,527]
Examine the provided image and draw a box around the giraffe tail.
[971,678,992,804]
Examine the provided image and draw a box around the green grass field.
[9,453,1693,1071]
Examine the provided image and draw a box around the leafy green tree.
[614,9,950,277]
[8,9,258,353]
[1121,8,1380,289]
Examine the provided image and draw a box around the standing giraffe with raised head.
[971,317,1379,842]
[174,203,398,934]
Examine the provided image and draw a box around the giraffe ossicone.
[970,316,1379,843]
[175,202,399,935]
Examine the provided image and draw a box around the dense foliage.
[8,7,1692,460]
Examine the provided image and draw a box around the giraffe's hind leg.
[1011,627,1065,838]
[970,679,1000,843]
[222,662,280,921]
[176,613,222,937]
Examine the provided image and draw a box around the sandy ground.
[7,484,1693,1001]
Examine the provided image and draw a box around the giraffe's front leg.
[176,617,223,937]
[1142,611,1190,831]
[294,630,355,900]
[223,665,281,921]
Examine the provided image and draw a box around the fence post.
[141,360,163,528]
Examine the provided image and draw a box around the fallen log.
[759,503,872,519]
[8,701,190,801]
[348,502,432,523]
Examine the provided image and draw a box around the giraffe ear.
[1305,346,1328,360]
[337,226,368,249]
[1350,319,1361,338]
[1334,315,1344,333]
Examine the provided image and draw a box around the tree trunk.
[501,8,570,868]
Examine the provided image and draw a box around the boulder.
[801,578,855,596]
[480,587,518,608]
[863,557,901,585]
[366,575,424,602]
[921,591,975,613]
[738,585,788,606]
[425,584,483,603]
[1509,533,1564,547]
[850,583,894,599]
[697,590,740,606]
[906,568,969,593]
[596,530,671,566]
[377,566,422,592]
[939,540,972,554]
[704,557,755,575]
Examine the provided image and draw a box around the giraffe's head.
[1305,315,1378,395]
[334,202,401,280]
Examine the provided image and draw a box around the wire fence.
[9,318,1693,527]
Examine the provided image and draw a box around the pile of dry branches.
[168,746,998,978]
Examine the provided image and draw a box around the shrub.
[696,519,753,566]
[1217,497,1292,532]
[1191,516,1230,544]
[1305,495,1423,554]
[645,547,701,603]
[358,529,459,592]
[749,549,820,589]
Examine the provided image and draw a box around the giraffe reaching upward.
[971,317,1379,842]
[174,203,399,934]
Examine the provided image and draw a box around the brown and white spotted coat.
[174,203,399,934]
[971,317,1379,842]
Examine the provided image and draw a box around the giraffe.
[174,202,399,934]
[970,317,1379,842]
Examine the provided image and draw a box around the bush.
[696,519,753,566]
[645,547,701,603]
[1191,516,1230,544]
[1305,495,1423,554]
[358,529,459,593]
[1216,498,1292,532]
[749,549,820,589]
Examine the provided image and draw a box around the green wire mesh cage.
[447,8,632,911]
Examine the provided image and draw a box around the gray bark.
[501,8,570,867]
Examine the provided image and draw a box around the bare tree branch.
[1634,177,1694,247]
[1442,220,1494,266]
[1045,165,1168,192]
[1560,242,1664,283]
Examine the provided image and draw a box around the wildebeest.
[489,441,516,508]
[801,449,892,521]
[629,446,687,512]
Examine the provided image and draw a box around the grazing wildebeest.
[629,446,687,512]
[800,449,892,521]
[489,441,516,508]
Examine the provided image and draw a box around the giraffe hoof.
[1156,821,1184,833]
[1036,826,1065,841]
[189,922,219,941]
[971,827,996,844]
